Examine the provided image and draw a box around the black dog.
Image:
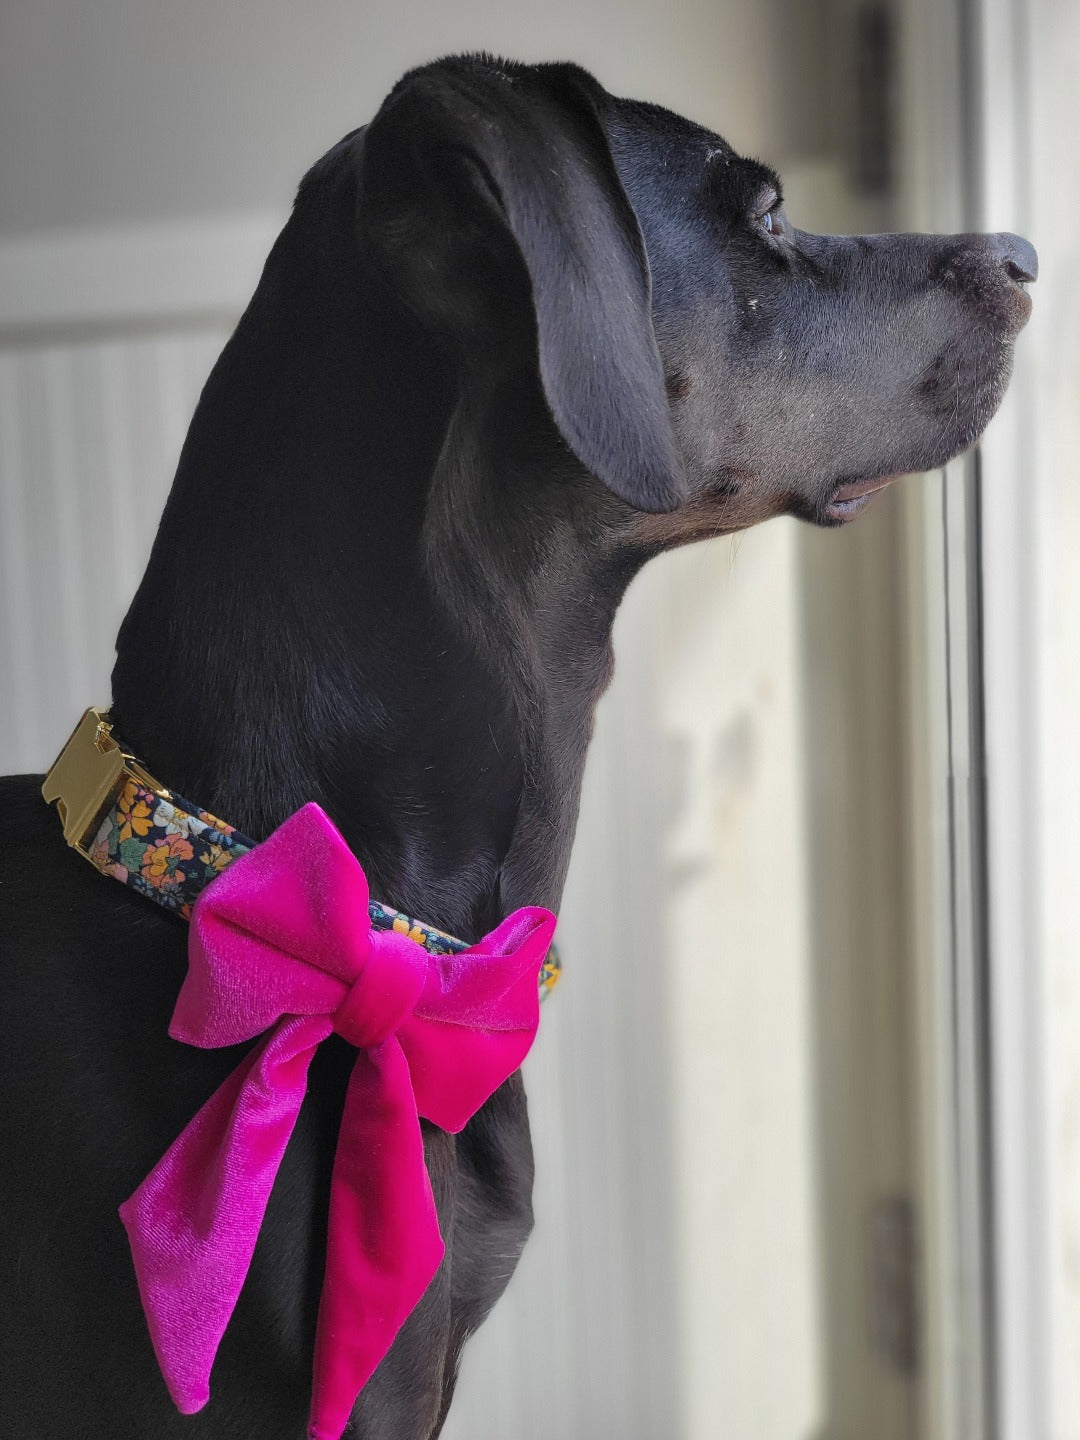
[0,52,1035,1440]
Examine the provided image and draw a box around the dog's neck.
[110,204,646,939]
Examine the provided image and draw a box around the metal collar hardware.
[41,706,171,862]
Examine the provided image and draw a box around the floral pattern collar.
[45,709,561,996]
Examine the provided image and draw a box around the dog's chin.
[789,471,905,528]
[813,448,963,527]
[803,390,1015,528]
[807,448,974,529]
[819,474,900,524]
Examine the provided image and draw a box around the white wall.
[982,3,1080,1435]
[0,0,789,239]
[658,527,823,1440]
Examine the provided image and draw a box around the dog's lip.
[825,473,901,522]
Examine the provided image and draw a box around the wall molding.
[0,211,282,338]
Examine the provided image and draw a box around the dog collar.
[41,707,561,1439]
[41,707,561,995]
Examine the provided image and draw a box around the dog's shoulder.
[0,772,53,832]
[0,772,122,930]
[0,772,78,922]
[0,772,188,1037]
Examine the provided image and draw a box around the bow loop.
[119,801,557,1440]
[171,803,373,1049]
[401,907,557,1133]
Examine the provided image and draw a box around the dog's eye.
[757,206,785,238]
[752,189,785,240]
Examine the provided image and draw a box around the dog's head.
[351,52,1034,536]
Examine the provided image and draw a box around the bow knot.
[332,935,427,1050]
[118,803,556,1440]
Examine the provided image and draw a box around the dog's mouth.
[824,473,902,524]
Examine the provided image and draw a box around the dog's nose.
[990,232,1039,284]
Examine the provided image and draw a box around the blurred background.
[0,2,1076,1438]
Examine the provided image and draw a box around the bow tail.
[308,1037,446,1440]
[119,1014,331,1414]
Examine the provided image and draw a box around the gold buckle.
[41,707,171,863]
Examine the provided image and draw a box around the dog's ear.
[361,57,687,515]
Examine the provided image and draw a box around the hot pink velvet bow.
[118,802,556,1440]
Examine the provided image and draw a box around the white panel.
[0,325,229,774]
[974,3,1045,1435]
[656,525,823,1440]
[0,354,37,759]
[1023,4,1080,1435]
[976,3,1080,1439]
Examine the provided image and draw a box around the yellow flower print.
[117,780,154,841]
[141,834,194,887]
[142,841,173,883]
[198,842,233,875]
[539,955,562,997]
[392,915,427,946]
